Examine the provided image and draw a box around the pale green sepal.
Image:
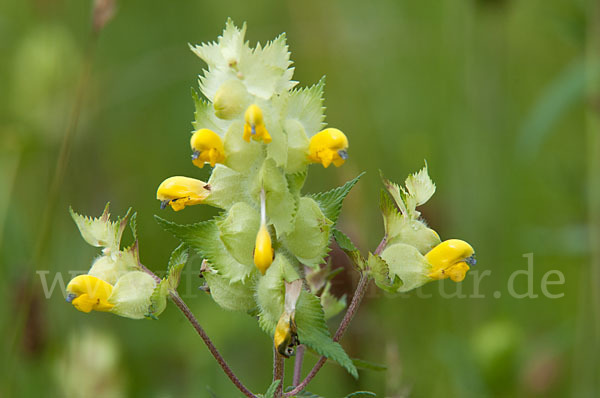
[108,271,158,319]
[321,281,346,320]
[216,202,260,266]
[367,253,401,294]
[203,271,257,313]
[256,254,301,335]
[191,89,230,134]
[213,79,250,120]
[295,290,358,378]
[310,172,364,225]
[88,248,140,286]
[286,76,326,137]
[205,164,248,210]
[285,197,332,269]
[265,121,288,168]
[380,191,440,255]
[222,121,264,173]
[264,380,281,398]
[378,243,433,293]
[286,171,307,197]
[155,217,256,283]
[283,119,310,174]
[258,159,296,238]
[70,203,130,256]
[166,244,188,291]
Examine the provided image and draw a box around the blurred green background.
[1,0,598,396]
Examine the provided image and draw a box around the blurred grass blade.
[517,58,585,159]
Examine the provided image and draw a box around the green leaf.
[147,278,168,319]
[333,228,365,271]
[404,162,435,208]
[367,253,401,293]
[321,281,346,320]
[285,197,332,269]
[264,380,281,398]
[380,171,409,218]
[286,76,326,137]
[166,244,188,291]
[283,388,323,398]
[191,88,230,133]
[295,290,358,378]
[344,392,377,397]
[70,203,131,255]
[352,358,387,372]
[310,172,365,225]
[155,216,256,283]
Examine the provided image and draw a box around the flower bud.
[243,104,271,143]
[66,275,114,313]
[156,176,210,211]
[213,79,248,119]
[190,129,226,168]
[254,223,273,275]
[308,128,349,168]
[426,239,475,282]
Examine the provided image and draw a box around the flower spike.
[190,129,226,168]
[66,275,114,313]
[426,239,476,282]
[254,188,274,274]
[156,176,210,211]
[243,104,271,143]
[308,128,349,168]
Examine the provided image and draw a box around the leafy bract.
[310,172,364,225]
[378,243,433,293]
[166,243,188,291]
[295,290,358,378]
[70,203,130,256]
[155,216,256,283]
[286,77,326,137]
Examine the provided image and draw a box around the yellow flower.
[426,239,476,282]
[308,128,349,168]
[274,280,302,357]
[254,188,273,274]
[243,104,271,143]
[156,176,210,211]
[190,129,226,168]
[66,275,114,313]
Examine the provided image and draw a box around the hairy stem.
[285,272,371,396]
[141,267,257,398]
[292,345,305,387]
[273,347,285,398]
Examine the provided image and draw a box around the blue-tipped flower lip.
[338,149,348,160]
[466,255,477,266]
[191,150,200,160]
[66,293,77,303]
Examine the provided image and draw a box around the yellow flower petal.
[308,128,349,168]
[190,129,226,168]
[156,176,210,211]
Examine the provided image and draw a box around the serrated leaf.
[166,243,188,291]
[380,171,409,218]
[367,253,401,293]
[295,290,358,378]
[310,172,364,225]
[345,392,377,398]
[155,216,256,283]
[70,203,131,256]
[264,380,281,398]
[191,89,230,133]
[333,228,366,271]
[352,358,387,372]
[147,278,168,319]
[284,388,323,398]
[286,76,326,137]
[404,162,435,207]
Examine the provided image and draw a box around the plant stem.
[292,345,305,387]
[273,347,285,398]
[141,267,257,398]
[285,272,371,397]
